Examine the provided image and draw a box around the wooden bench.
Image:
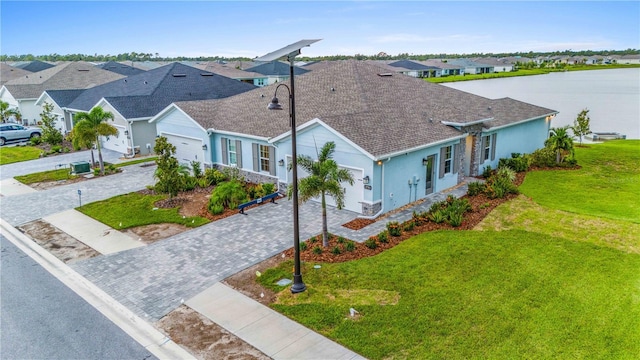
[238,192,279,214]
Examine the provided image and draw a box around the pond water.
[443,68,640,139]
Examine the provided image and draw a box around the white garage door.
[288,157,363,213]
[102,125,127,153]
[164,134,204,165]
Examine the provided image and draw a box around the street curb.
[0,218,195,360]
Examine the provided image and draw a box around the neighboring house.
[0,63,32,87]
[243,61,310,86]
[618,54,640,64]
[388,60,442,78]
[421,59,465,76]
[151,60,556,216]
[12,60,55,73]
[0,61,125,126]
[34,89,85,132]
[446,58,494,74]
[96,61,146,76]
[65,62,257,157]
[472,57,515,72]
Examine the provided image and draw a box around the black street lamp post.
[257,40,320,294]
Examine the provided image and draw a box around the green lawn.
[519,140,640,223]
[15,168,76,184]
[77,192,209,229]
[261,231,640,359]
[258,140,640,359]
[0,146,42,165]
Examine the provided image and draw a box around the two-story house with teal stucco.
[150,60,556,217]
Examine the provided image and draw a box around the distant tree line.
[1,48,638,63]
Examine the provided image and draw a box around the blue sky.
[1,1,638,58]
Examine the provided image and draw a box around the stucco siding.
[481,117,549,171]
[381,140,460,213]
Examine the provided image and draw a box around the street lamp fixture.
[258,39,320,294]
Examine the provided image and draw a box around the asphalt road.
[0,235,156,360]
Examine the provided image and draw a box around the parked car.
[0,123,42,146]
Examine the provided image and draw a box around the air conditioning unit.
[70,161,91,175]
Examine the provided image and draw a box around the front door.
[425,155,436,195]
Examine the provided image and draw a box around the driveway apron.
[71,199,359,322]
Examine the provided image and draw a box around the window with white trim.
[228,139,237,166]
[259,145,270,173]
[483,135,491,161]
[444,145,453,174]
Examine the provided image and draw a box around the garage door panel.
[287,158,362,213]
[102,125,127,152]
[164,134,203,165]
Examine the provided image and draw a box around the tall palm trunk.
[96,135,105,175]
[321,191,329,247]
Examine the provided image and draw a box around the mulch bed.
[287,171,530,263]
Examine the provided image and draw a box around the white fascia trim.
[441,117,494,128]
[94,98,127,123]
[35,92,54,106]
[159,131,205,142]
[375,134,468,160]
[211,129,269,142]
[269,118,376,160]
[128,117,152,122]
[148,103,179,124]
[484,112,558,132]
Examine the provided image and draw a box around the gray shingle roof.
[13,60,55,72]
[389,60,440,71]
[1,63,31,86]
[67,62,257,119]
[96,61,146,76]
[244,61,309,76]
[173,60,556,158]
[42,89,86,108]
[3,62,125,99]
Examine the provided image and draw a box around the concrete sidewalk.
[0,178,37,196]
[187,282,365,360]
[43,209,144,254]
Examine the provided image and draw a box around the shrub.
[247,185,257,200]
[312,246,323,255]
[300,242,308,251]
[485,167,519,199]
[482,165,493,179]
[51,145,62,153]
[331,246,342,255]
[345,241,355,252]
[205,168,227,186]
[337,236,346,244]
[448,213,464,227]
[403,221,415,232]
[309,236,318,243]
[429,210,446,224]
[254,183,266,199]
[29,136,42,146]
[378,230,389,243]
[197,177,209,188]
[182,176,197,191]
[191,161,202,178]
[262,182,276,195]
[208,180,248,213]
[498,153,531,172]
[530,147,557,167]
[467,181,486,196]
[386,221,402,236]
[209,203,224,215]
[365,237,378,249]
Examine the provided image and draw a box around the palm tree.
[545,126,574,164]
[70,107,118,175]
[291,141,354,247]
[0,100,21,123]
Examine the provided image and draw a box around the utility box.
[70,161,91,175]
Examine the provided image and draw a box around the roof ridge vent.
[172,73,187,77]
[377,73,393,77]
